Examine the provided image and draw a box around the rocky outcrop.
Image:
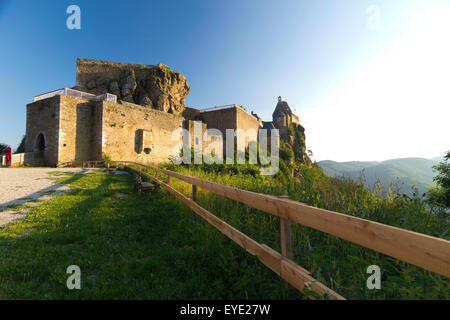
[75,59,190,114]
[271,97,311,166]
[285,123,311,166]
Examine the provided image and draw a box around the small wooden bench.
[106,164,117,174]
[134,174,155,195]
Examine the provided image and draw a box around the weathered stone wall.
[26,95,104,166]
[91,101,104,161]
[58,95,102,163]
[25,96,61,165]
[1,152,44,167]
[236,107,260,150]
[200,106,260,153]
[182,107,202,121]
[200,107,237,137]
[200,107,236,156]
[187,120,209,157]
[273,114,287,129]
[25,95,206,166]
[100,101,185,163]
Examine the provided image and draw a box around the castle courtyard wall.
[200,107,237,137]
[236,107,260,150]
[25,94,274,166]
[25,96,61,165]
[200,106,260,153]
[58,95,102,163]
[100,101,185,163]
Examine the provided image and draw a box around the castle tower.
[272,96,294,135]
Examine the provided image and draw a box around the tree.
[15,135,26,153]
[427,151,450,208]
[0,143,10,155]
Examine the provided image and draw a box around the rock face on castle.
[287,123,311,166]
[75,59,190,114]
[272,97,311,166]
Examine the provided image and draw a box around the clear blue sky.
[0,0,448,161]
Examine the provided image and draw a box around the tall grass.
[139,161,449,299]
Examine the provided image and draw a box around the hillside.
[318,157,440,196]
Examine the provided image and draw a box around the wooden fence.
[102,161,450,299]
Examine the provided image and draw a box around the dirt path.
[0,168,99,228]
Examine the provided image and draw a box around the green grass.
[0,203,34,213]
[0,172,299,299]
[1,163,448,300]
[19,197,34,201]
[48,171,65,175]
[40,190,57,195]
[150,162,449,299]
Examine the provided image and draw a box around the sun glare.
[304,3,450,162]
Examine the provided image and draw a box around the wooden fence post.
[192,185,197,202]
[192,185,198,219]
[280,218,293,260]
[167,175,170,185]
[279,195,294,288]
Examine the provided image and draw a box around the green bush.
[101,153,112,162]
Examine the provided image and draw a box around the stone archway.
[35,133,46,152]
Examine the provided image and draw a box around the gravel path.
[0,168,100,228]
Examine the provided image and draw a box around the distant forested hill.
[318,158,441,196]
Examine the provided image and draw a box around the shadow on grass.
[0,172,294,300]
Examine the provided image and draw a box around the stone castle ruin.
[25,59,309,166]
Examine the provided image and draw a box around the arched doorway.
[35,133,45,152]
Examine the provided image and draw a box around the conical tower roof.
[272,96,292,118]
